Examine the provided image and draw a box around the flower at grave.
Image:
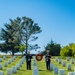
[35,54,43,61]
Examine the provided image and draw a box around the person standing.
[26,51,32,70]
[45,51,51,70]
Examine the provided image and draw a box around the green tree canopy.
[41,40,61,56]
[20,16,42,54]
[0,19,21,55]
[60,43,75,56]
[0,16,42,55]
[15,44,26,56]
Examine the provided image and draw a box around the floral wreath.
[35,54,43,61]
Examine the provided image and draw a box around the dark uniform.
[45,54,51,70]
[26,54,32,70]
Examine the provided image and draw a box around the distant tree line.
[0,16,75,57]
[41,40,75,57]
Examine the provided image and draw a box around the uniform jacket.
[45,54,51,62]
[26,54,32,62]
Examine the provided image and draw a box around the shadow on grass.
[19,69,26,71]
[38,70,46,71]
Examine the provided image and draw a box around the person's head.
[46,50,50,55]
[27,51,30,54]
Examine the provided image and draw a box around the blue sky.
[0,0,75,53]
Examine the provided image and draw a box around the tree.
[20,16,42,54]
[0,43,8,53]
[69,43,75,56]
[42,40,61,56]
[0,19,22,56]
[60,43,75,57]
[60,46,72,56]
[15,44,26,56]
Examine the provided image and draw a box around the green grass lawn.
[0,56,75,75]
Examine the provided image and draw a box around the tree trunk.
[22,51,23,57]
[12,47,14,56]
[26,39,28,54]
[26,27,28,54]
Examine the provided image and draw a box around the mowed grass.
[0,56,75,75]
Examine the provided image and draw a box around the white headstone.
[73,72,75,75]
[74,67,75,72]
[55,57,58,62]
[0,71,4,75]
[67,64,71,70]
[53,66,58,74]
[12,66,17,74]
[43,56,45,61]
[58,59,62,64]
[68,72,75,75]
[19,62,22,67]
[50,63,54,71]
[4,62,8,67]
[16,64,20,70]
[66,57,70,61]
[6,68,12,75]
[0,64,2,70]
[58,69,65,75]
[3,56,6,60]
[62,62,66,67]
[13,56,16,60]
[32,58,38,75]
[71,59,74,64]
[8,59,11,64]
[0,58,2,62]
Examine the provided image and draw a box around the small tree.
[15,45,26,56]
[19,45,26,56]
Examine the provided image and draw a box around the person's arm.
[26,54,28,59]
[50,55,51,58]
[30,55,32,59]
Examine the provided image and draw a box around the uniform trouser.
[26,61,31,70]
[46,61,50,70]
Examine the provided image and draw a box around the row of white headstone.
[32,57,38,75]
[0,56,7,62]
[50,63,75,75]
[0,56,25,75]
[49,57,75,75]
[55,57,75,70]
[68,66,75,75]
[32,57,75,75]
[6,56,25,75]
[55,57,75,64]
[0,56,16,70]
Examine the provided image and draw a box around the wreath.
[35,54,43,61]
